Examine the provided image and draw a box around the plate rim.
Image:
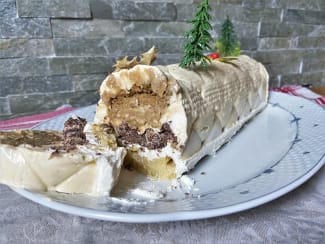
[10,92,325,223]
[12,156,324,223]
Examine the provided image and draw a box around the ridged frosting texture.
[95,55,269,176]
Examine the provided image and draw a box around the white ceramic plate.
[12,92,325,223]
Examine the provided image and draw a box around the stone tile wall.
[0,0,324,119]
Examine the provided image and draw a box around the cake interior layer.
[107,91,178,179]
[109,93,169,131]
[125,151,176,180]
[117,122,177,150]
[99,85,180,179]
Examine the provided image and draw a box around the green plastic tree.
[216,16,240,57]
[179,0,213,69]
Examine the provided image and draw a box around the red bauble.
[207,52,219,59]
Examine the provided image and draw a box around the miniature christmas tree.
[179,0,213,69]
[216,16,240,57]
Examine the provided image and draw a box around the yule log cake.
[95,49,269,179]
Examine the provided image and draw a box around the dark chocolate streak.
[117,122,177,150]
[62,116,87,150]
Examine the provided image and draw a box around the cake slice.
[0,117,126,196]
[95,54,269,179]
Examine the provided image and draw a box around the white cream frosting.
[52,146,125,196]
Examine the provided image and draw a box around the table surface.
[0,167,324,243]
[1,87,324,243]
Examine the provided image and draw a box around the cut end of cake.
[95,64,188,179]
[0,118,127,196]
[96,65,176,132]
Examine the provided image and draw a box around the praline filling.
[116,122,177,150]
[108,92,169,130]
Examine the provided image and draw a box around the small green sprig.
[216,15,241,57]
[179,0,213,69]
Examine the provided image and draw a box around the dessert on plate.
[0,47,269,195]
[0,8,269,196]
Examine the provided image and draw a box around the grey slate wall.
[0,0,324,119]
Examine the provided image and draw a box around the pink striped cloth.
[0,85,324,131]
[0,106,75,131]
[272,85,325,107]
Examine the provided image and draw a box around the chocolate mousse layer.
[117,122,177,150]
[63,116,87,150]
